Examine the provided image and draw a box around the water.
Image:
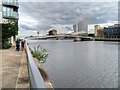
[28,40,119,88]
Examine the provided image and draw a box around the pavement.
[1,46,29,89]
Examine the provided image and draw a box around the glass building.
[2,0,19,19]
[2,0,19,45]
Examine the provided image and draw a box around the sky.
[18,1,119,37]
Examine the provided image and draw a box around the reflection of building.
[94,25,103,37]
[2,0,19,45]
[48,29,57,35]
[103,24,120,38]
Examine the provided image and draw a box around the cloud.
[18,2,118,36]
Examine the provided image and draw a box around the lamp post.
[37,31,39,36]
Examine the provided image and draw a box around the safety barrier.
[25,43,47,89]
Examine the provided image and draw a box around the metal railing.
[26,43,47,89]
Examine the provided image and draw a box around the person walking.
[16,38,20,51]
[21,39,25,51]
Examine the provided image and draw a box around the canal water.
[28,40,119,88]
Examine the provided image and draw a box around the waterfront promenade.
[2,46,29,89]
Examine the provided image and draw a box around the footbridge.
[29,35,94,41]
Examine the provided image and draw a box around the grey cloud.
[19,2,118,31]
[19,24,35,31]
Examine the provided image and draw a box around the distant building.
[94,24,120,38]
[48,29,57,35]
[73,17,88,35]
[73,24,77,32]
[103,24,120,38]
[78,17,88,33]
[94,25,103,37]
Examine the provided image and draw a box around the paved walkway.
[2,46,29,89]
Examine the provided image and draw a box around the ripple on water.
[28,40,118,88]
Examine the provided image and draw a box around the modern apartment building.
[2,0,19,45]
[94,24,120,38]
[103,24,120,38]
[2,0,19,21]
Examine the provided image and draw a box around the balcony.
[2,1,19,8]
[3,11,19,19]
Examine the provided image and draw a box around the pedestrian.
[21,39,25,51]
[16,38,20,51]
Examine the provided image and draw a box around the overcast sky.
[18,1,119,36]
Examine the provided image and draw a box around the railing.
[26,43,47,89]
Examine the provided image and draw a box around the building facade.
[73,17,88,36]
[103,25,120,38]
[48,29,57,35]
[2,0,19,45]
[0,1,2,24]
[78,17,88,33]
[0,1,2,48]
[2,0,19,20]
[94,25,103,37]
[94,24,120,38]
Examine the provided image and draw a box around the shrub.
[2,40,12,49]
[30,45,49,63]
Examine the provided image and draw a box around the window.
[7,8,10,16]
[3,6,13,17]
[2,6,18,18]
[3,6,7,16]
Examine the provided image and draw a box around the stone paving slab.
[16,49,29,89]
[2,47,29,89]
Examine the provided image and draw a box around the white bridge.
[29,35,94,41]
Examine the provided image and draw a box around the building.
[94,25,103,37]
[0,1,2,24]
[103,24,120,38]
[78,17,88,33]
[2,0,19,45]
[73,17,88,36]
[48,29,57,35]
[94,24,120,38]
[0,1,2,48]
[2,0,19,20]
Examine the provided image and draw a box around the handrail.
[25,43,47,89]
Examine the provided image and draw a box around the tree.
[2,19,18,49]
